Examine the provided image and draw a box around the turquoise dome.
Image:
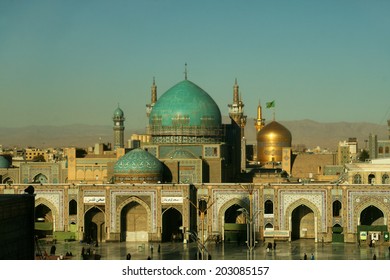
[114,148,163,175]
[149,80,221,128]
[0,156,10,168]
[113,106,124,118]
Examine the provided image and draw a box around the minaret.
[146,77,157,118]
[228,79,247,173]
[228,79,247,132]
[254,101,265,132]
[113,105,125,149]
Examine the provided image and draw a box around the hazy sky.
[1,0,389,131]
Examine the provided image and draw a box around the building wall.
[291,153,336,180]
[2,177,390,245]
[0,194,35,260]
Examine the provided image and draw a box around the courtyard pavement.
[37,238,390,261]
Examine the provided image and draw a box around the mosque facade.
[1,75,390,247]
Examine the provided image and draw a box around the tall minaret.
[113,105,125,149]
[146,77,157,118]
[228,79,247,134]
[254,101,265,132]
[228,79,247,173]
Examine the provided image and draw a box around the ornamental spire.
[184,63,188,80]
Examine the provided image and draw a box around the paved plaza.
[37,239,390,261]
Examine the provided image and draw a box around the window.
[382,174,389,184]
[333,200,342,217]
[264,200,273,214]
[368,174,375,184]
[353,174,362,184]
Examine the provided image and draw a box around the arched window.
[382,174,389,184]
[69,200,77,215]
[332,200,342,217]
[264,223,273,230]
[3,177,13,184]
[33,173,48,183]
[386,147,390,154]
[368,174,376,184]
[264,200,273,214]
[379,147,384,154]
[353,174,362,184]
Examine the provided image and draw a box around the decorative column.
[156,186,162,241]
[341,186,350,241]
[78,186,84,242]
[273,185,279,230]
[105,185,111,241]
[64,185,69,232]
[259,184,264,241]
[326,185,333,242]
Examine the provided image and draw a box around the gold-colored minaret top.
[254,100,265,132]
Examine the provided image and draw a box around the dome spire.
[233,78,239,104]
[184,63,188,80]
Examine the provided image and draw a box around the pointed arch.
[35,197,59,231]
[116,196,152,241]
[218,198,250,227]
[353,198,389,229]
[284,198,322,233]
[33,173,48,183]
[217,198,250,241]
[84,205,106,243]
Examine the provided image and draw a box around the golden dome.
[257,121,292,163]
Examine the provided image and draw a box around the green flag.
[266,100,275,108]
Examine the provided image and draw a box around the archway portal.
[84,208,105,243]
[35,204,53,238]
[120,201,148,242]
[291,205,315,240]
[224,204,247,243]
[162,208,183,242]
[360,206,384,226]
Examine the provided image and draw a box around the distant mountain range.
[0,119,388,151]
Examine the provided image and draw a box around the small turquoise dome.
[0,156,11,168]
[149,80,221,127]
[114,148,163,183]
[113,106,124,119]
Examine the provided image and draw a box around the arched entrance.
[35,204,53,238]
[84,207,105,243]
[291,205,315,240]
[224,203,247,243]
[162,207,183,242]
[360,205,384,225]
[358,205,386,245]
[120,201,148,242]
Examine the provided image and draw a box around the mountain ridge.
[0,119,387,151]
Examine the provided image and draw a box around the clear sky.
[1,0,389,131]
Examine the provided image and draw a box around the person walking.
[303,253,307,260]
[311,253,315,260]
